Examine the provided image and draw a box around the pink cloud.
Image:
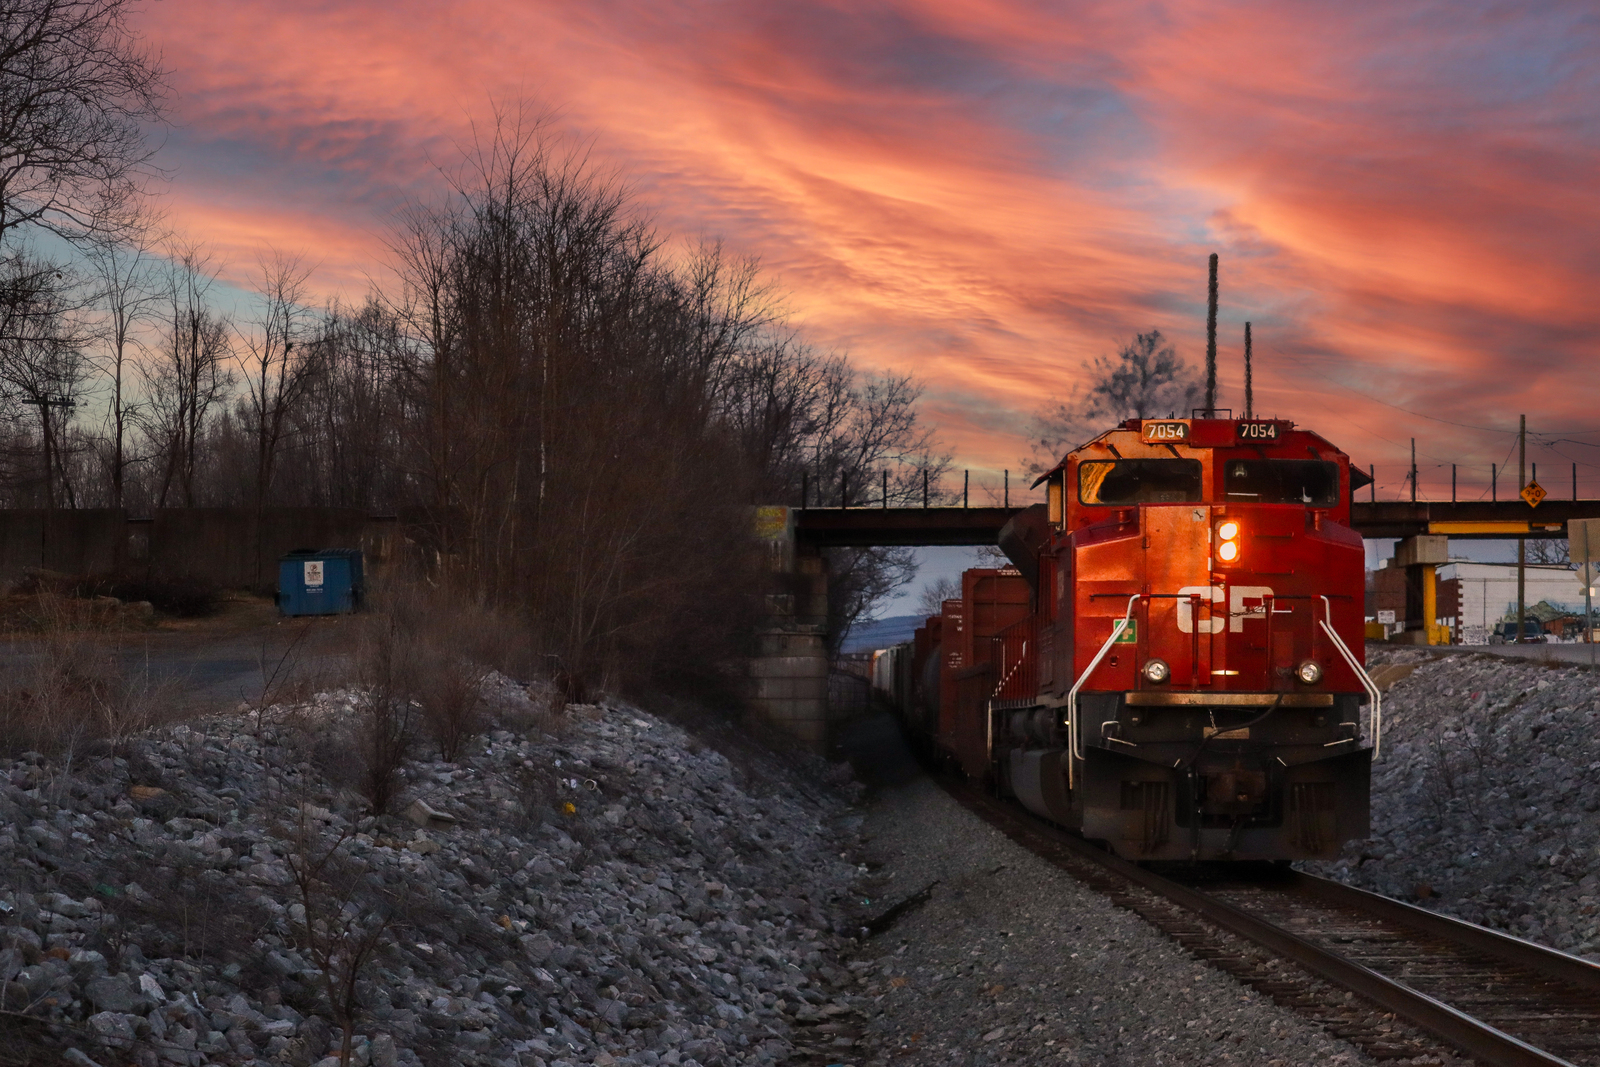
[131,0,1600,494]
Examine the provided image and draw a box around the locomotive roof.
[1030,416,1347,488]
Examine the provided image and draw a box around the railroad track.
[946,782,1600,1067]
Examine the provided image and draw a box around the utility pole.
[22,394,78,510]
[1410,439,1417,503]
[1204,253,1218,415]
[1584,522,1594,666]
[1243,322,1253,419]
[1517,414,1526,644]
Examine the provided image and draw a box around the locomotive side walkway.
[834,715,1412,1067]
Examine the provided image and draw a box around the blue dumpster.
[278,548,364,616]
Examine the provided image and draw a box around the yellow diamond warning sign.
[1521,481,1547,507]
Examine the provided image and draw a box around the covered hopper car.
[876,415,1380,862]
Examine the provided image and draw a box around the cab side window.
[1079,459,1203,504]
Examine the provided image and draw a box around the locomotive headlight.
[1142,658,1170,684]
[1216,520,1240,562]
[1296,660,1324,685]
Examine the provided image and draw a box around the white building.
[1439,561,1587,642]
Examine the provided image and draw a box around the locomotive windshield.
[1079,459,1203,504]
[1223,459,1340,505]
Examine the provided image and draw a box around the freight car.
[880,415,1380,862]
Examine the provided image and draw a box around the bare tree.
[282,298,412,508]
[0,0,170,248]
[239,249,317,507]
[786,367,947,649]
[1029,329,1202,472]
[85,221,161,506]
[0,252,90,506]
[916,574,961,618]
[1528,539,1570,566]
[143,241,233,506]
[282,809,404,1067]
[383,107,769,685]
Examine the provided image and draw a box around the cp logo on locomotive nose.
[1175,585,1275,633]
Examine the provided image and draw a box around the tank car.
[899,415,1379,862]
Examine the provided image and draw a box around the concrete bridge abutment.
[746,507,831,750]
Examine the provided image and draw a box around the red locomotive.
[881,415,1379,862]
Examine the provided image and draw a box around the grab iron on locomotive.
[874,414,1381,862]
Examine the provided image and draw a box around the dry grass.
[0,590,148,634]
[0,601,184,758]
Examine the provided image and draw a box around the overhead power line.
[1274,346,1600,438]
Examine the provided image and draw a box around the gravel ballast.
[0,681,872,1067]
[842,719,1383,1067]
[10,644,1579,1067]
[1305,645,1600,960]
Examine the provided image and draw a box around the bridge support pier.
[1396,534,1451,645]
[747,507,830,750]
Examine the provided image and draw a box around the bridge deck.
[793,502,1600,547]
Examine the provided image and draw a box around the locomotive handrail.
[1319,594,1382,759]
[1066,594,1141,771]
[991,639,1029,699]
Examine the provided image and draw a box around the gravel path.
[838,717,1390,1067]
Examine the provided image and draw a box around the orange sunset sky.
[136,0,1600,502]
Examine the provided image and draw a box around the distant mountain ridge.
[841,613,922,653]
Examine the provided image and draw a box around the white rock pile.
[0,681,869,1067]
[1306,647,1600,960]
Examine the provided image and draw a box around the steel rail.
[950,784,1582,1067]
[1287,871,1600,998]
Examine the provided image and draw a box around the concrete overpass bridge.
[792,500,1598,547]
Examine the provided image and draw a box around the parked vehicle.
[1489,618,1546,644]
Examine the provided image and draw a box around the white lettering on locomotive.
[1175,584,1276,633]
[1175,585,1225,633]
[1236,421,1279,440]
[1141,420,1189,443]
[1228,585,1275,632]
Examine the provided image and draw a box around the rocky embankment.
[1306,647,1600,959]
[0,682,871,1067]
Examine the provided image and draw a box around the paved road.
[0,615,356,713]
[1410,642,1600,667]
